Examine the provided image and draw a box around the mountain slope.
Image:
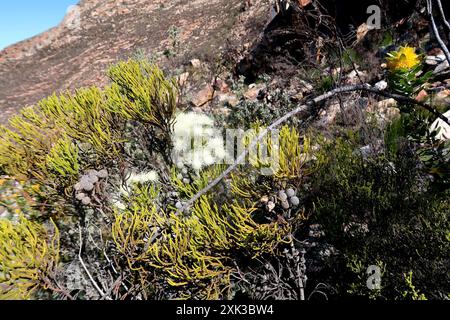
[0,0,269,123]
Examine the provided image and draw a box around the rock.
[415,89,428,102]
[360,145,372,158]
[331,67,341,77]
[213,78,229,93]
[374,80,388,91]
[298,0,312,7]
[378,98,398,109]
[355,23,370,43]
[366,99,400,124]
[190,59,202,68]
[190,84,215,107]
[244,83,266,101]
[434,60,450,75]
[425,55,440,66]
[287,78,313,100]
[435,89,450,105]
[1,0,273,125]
[177,72,189,87]
[427,48,444,56]
[345,70,368,85]
[175,201,183,209]
[216,93,239,107]
[0,206,8,219]
[317,102,341,126]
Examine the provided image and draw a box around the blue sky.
[0,0,79,50]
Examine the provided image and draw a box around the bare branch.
[78,225,111,300]
[428,0,450,65]
[435,0,450,34]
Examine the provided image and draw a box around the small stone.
[74,183,82,191]
[425,55,440,66]
[267,201,275,212]
[182,168,188,175]
[434,60,450,75]
[416,89,428,102]
[378,98,398,109]
[182,178,191,184]
[216,93,239,107]
[190,84,215,107]
[190,59,201,68]
[213,78,229,93]
[290,196,300,206]
[435,89,450,102]
[360,145,372,158]
[374,80,388,91]
[286,188,296,198]
[82,197,91,205]
[177,72,189,87]
[244,84,266,101]
[260,195,269,203]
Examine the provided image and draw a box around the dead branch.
[428,0,450,65]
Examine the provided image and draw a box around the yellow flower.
[386,46,421,71]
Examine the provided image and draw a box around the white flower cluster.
[172,112,226,170]
[112,170,159,211]
[128,171,159,184]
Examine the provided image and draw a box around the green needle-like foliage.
[0,217,59,300]
[0,60,177,195]
[107,59,178,132]
[112,182,289,299]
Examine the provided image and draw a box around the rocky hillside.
[0,0,271,123]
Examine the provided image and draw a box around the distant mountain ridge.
[0,0,269,123]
